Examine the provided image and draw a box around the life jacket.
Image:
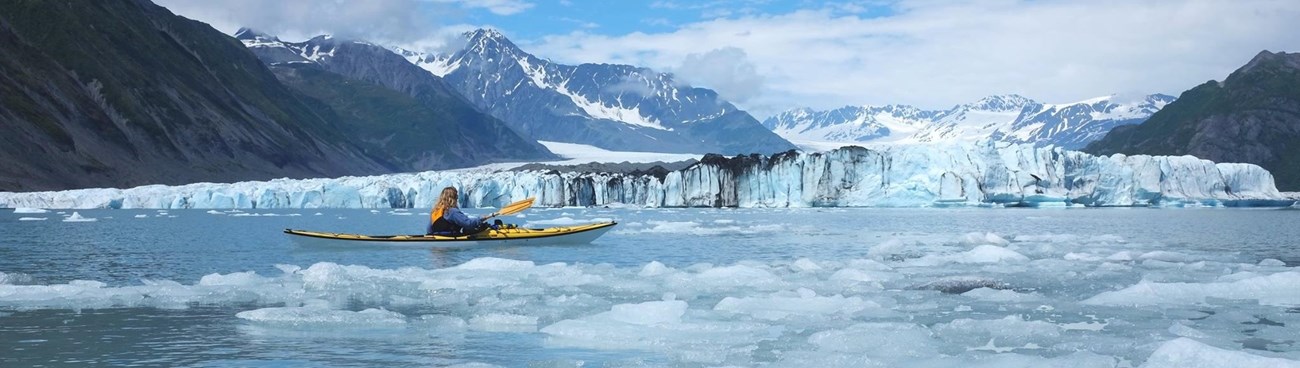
[428,207,455,234]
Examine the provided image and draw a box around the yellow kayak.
[283,221,617,247]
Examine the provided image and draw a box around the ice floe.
[61,212,96,222]
[1084,271,1300,306]
[1,227,1298,366]
[1140,338,1300,368]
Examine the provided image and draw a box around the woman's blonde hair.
[434,187,459,213]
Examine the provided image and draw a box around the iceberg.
[0,142,1293,209]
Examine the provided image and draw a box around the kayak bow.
[283,221,617,247]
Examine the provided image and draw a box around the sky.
[156,0,1300,118]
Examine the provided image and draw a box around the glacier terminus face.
[1,142,1291,209]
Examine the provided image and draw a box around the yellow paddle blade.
[495,197,535,217]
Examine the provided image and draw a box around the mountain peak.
[1238,50,1300,75]
[233,27,278,42]
[464,28,521,54]
[967,94,1033,112]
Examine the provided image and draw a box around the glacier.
[0,142,1293,209]
[764,94,1176,150]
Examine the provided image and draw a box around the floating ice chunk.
[17,217,47,221]
[1084,271,1300,306]
[236,306,406,327]
[1064,252,1103,262]
[913,245,1029,265]
[468,313,537,332]
[454,257,535,271]
[1258,259,1286,267]
[792,258,822,272]
[608,300,686,325]
[828,268,889,285]
[541,300,770,363]
[1216,271,1262,282]
[867,238,908,259]
[525,217,584,226]
[1106,251,1136,262]
[808,322,938,358]
[1139,251,1195,263]
[413,314,468,332]
[1167,322,1209,338]
[0,271,34,285]
[12,207,48,214]
[206,210,224,215]
[693,264,783,289]
[962,288,1042,303]
[713,291,880,320]
[961,245,1029,263]
[639,261,672,277]
[133,214,148,218]
[62,212,96,222]
[960,232,1009,246]
[199,271,265,286]
[966,338,1041,353]
[1140,338,1300,368]
[933,315,1061,347]
[1058,321,1107,331]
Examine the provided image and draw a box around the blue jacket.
[427,207,484,235]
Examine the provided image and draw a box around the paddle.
[484,197,535,220]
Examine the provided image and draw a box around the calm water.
[2,207,1299,367]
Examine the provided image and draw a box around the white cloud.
[673,47,764,103]
[437,0,534,15]
[156,0,529,47]
[531,0,1300,117]
[156,0,444,44]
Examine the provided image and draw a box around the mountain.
[399,29,797,155]
[0,0,402,192]
[1086,50,1300,191]
[235,29,556,169]
[764,94,1175,150]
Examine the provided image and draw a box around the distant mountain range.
[1087,51,1300,191]
[235,29,556,170]
[396,29,797,155]
[764,94,1175,150]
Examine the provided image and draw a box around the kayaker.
[427,187,499,235]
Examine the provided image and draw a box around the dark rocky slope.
[1086,51,1300,191]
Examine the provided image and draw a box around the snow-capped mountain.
[764,94,1176,150]
[234,29,558,169]
[399,29,796,155]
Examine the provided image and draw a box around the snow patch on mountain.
[766,94,1176,150]
[394,29,794,154]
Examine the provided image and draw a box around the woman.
[427,187,497,235]
[426,187,496,236]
